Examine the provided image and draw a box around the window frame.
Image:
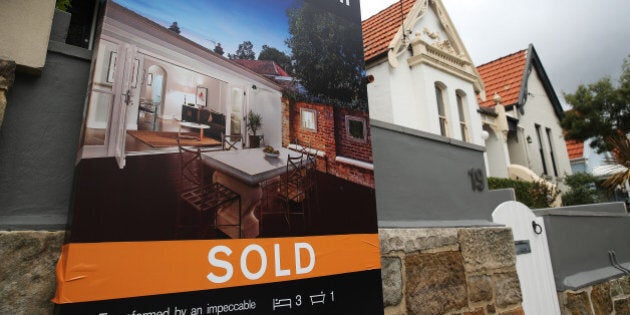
[456,90,469,142]
[535,124,548,175]
[546,127,559,177]
[435,83,449,137]
[300,108,317,132]
[345,115,367,143]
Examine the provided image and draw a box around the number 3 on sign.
[295,295,302,306]
[468,168,485,192]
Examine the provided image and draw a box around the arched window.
[435,82,448,137]
[456,90,469,142]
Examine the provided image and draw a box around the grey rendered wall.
[536,203,630,291]
[371,120,514,226]
[0,42,91,229]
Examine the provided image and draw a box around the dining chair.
[264,153,309,233]
[221,132,242,151]
[174,137,242,239]
[292,138,319,199]
[303,147,319,216]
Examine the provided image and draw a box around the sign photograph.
[54,0,383,314]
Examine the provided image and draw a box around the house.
[363,0,486,147]
[362,0,514,222]
[478,45,572,187]
[566,138,613,175]
[231,59,290,81]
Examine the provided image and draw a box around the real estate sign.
[54,0,383,313]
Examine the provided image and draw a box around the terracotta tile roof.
[231,59,289,77]
[477,49,528,107]
[565,139,584,160]
[362,0,415,63]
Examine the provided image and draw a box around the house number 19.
[468,168,485,192]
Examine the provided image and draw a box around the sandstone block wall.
[0,231,64,314]
[559,276,630,314]
[380,227,524,315]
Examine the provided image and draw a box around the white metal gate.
[492,201,560,315]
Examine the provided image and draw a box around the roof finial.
[493,92,502,105]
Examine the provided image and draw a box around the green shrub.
[561,172,606,206]
[56,0,71,12]
[488,177,559,208]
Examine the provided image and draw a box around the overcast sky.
[360,0,630,108]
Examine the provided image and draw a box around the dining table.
[201,147,305,238]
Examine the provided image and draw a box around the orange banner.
[53,234,380,304]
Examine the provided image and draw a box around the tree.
[561,57,630,153]
[561,172,606,206]
[562,57,630,193]
[286,2,367,109]
[258,45,293,75]
[168,22,181,34]
[213,43,224,56]
[228,41,255,60]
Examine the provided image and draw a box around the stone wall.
[558,276,630,314]
[0,59,16,129]
[0,231,64,314]
[380,227,524,315]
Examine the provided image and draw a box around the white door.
[80,43,137,168]
[492,201,560,315]
[110,44,137,168]
[229,86,245,146]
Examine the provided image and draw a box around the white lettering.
[207,246,233,283]
[274,243,291,277]
[295,242,315,274]
[240,244,267,280]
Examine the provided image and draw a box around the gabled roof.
[231,59,289,77]
[362,0,415,62]
[477,44,564,119]
[566,139,584,160]
[361,0,484,96]
[477,49,527,108]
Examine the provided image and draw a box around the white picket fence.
[492,201,560,315]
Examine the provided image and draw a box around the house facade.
[566,138,613,174]
[363,0,486,147]
[362,0,515,221]
[478,45,572,186]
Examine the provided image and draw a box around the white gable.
[412,5,456,56]
[366,0,486,146]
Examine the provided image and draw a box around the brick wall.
[334,107,373,163]
[329,161,375,188]
[281,98,290,147]
[289,102,335,158]
[284,100,375,187]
